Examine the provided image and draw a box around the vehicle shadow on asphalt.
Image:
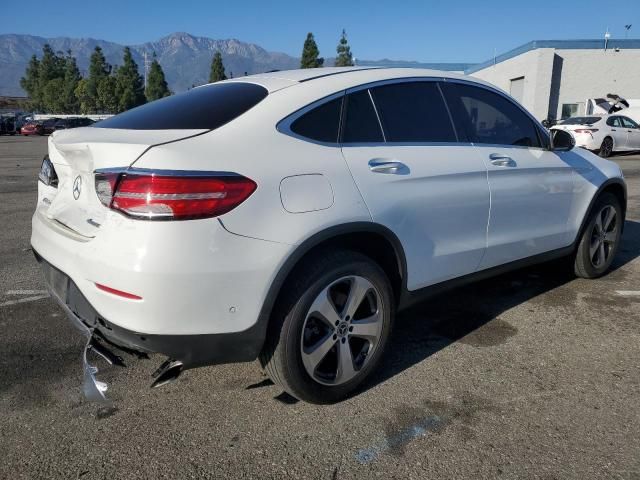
[361,219,640,395]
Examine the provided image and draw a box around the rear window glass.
[94,82,268,130]
[290,97,342,143]
[560,116,602,125]
[343,90,384,143]
[370,82,457,143]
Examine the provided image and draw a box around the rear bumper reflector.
[95,283,142,300]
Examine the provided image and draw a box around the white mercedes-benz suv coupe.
[32,67,626,404]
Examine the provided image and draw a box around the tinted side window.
[370,82,456,143]
[343,90,384,142]
[290,97,342,143]
[442,83,540,147]
[621,116,638,128]
[606,117,621,127]
[96,82,268,130]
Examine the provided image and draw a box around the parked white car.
[32,67,627,404]
[552,114,640,157]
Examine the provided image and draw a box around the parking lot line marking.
[6,290,49,295]
[0,294,50,307]
[615,290,640,297]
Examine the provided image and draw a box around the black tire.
[598,137,613,158]
[573,192,622,278]
[259,250,394,404]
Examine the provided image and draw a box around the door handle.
[611,129,617,131]
[489,153,517,167]
[368,158,407,174]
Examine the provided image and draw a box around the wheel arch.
[574,177,627,245]
[257,222,407,333]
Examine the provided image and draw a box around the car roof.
[223,67,492,94]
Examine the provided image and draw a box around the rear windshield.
[560,116,601,125]
[94,82,268,130]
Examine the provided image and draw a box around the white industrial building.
[466,39,640,122]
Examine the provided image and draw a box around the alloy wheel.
[590,205,618,268]
[300,276,384,386]
[600,138,613,157]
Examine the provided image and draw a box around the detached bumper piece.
[33,250,267,403]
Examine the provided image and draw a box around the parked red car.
[20,122,44,136]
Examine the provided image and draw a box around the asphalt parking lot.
[1,135,639,479]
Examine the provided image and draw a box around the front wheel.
[260,250,394,404]
[573,192,622,278]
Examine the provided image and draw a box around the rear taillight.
[95,169,256,220]
[574,128,599,137]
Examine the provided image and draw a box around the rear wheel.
[260,250,394,404]
[599,137,613,158]
[573,192,622,278]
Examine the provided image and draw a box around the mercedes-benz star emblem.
[72,175,82,200]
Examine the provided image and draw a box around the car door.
[340,80,490,290]
[441,81,575,269]
[620,116,640,150]
[605,116,628,150]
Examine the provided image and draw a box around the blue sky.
[3,0,639,62]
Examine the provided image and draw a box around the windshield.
[560,116,602,125]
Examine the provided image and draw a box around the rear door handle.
[368,158,407,174]
[489,153,517,167]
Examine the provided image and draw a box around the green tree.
[87,46,111,113]
[61,50,81,113]
[300,33,324,68]
[114,47,145,112]
[36,45,66,112]
[97,76,118,113]
[145,54,171,101]
[209,51,227,82]
[334,29,354,67]
[20,55,41,110]
[74,78,91,114]
[41,78,66,113]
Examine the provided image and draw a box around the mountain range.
[0,32,474,96]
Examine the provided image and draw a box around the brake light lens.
[95,170,256,220]
[574,128,599,137]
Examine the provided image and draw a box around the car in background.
[54,117,95,130]
[551,114,640,157]
[21,121,44,136]
[0,115,18,135]
[39,118,60,135]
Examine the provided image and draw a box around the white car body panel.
[477,145,575,268]
[341,144,490,289]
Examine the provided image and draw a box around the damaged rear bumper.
[34,250,267,402]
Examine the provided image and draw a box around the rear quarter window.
[94,82,268,130]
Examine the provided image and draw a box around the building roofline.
[465,38,640,74]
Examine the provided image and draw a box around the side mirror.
[551,129,575,151]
